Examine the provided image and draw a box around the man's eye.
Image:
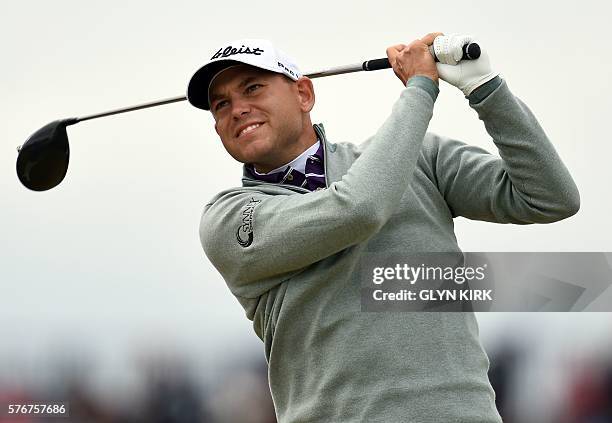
[214,100,228,111]
[246,84,262,93]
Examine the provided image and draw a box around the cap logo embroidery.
[211,45,264,60]
[277,61,297,78]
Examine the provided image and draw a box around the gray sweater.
[199,76,580,422]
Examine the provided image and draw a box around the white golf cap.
[187,38,302,110]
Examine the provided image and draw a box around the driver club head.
[16,118,76,191]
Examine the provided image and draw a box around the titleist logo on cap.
[211,45,264,60]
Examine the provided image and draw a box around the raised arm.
[430,78,580,223]
[429,35,580,224]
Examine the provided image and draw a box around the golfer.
[187,33,579,422]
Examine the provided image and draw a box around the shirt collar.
[251,140,321,176]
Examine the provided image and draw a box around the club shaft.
[305,61,382,78]
[72,61,388,123]
[75,95,187,123]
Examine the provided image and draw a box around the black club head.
[16,118,76,191]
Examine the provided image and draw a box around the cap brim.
[187,60,242,111]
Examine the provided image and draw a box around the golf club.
[16,42,480,192]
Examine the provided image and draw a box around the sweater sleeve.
[429,78,580,224]
[200,79,437,299]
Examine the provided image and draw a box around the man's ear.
[296,76,315,113]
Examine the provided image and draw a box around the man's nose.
[231,96,251,119]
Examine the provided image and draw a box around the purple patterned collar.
[245,140,326,191]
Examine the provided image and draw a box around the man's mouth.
[237,122,264,138]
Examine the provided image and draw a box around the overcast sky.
[1,0,611,393]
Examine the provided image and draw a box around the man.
[187,34,579,422]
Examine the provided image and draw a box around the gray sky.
[1,0,611,398]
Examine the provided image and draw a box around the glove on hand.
[432,34,499,96]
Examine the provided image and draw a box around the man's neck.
[253,126,318,174]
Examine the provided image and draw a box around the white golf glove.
[432,34,499,96]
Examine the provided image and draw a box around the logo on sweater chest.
[236,197,261,247]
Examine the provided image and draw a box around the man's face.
[208,64,310,173]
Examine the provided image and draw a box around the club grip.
[362,42,480,71]
[438,42,480,62]
[362,58,392,71]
